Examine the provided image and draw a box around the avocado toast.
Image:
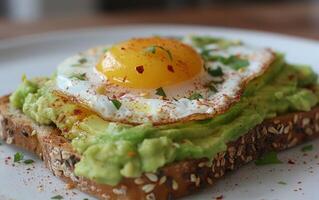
[1,35,319,199]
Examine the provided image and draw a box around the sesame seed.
[172,180,179,190]
[142,184,156,193]
[278,124,284,134]
[302,118,310,127]
[207,177,213,185]
[146,193,156,200]
[268,126,279,134]
[134,177,144,185]
[198,162,206,167]
[159,176,167,185]
[288,138,298,147]
[145,173,158,182]
[190,174,197,182]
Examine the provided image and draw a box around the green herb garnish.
[191,36,241,49]
[23,159,34,164]
[78,58,87,64]
[226,56,249,70]
[155,87,166,97]
[191,36,221,47]
[255,151,282,165]
[207,66,223,77]
[14,152,24,162]
[188,93,203,100]
[51,195,64,200]
[301,144,313,152]
[278,181,287,185]
[202,55,249,70]
[145,45,173,61]
[72,58,87,67]
[111,99,122,110]
[70,73,87,80]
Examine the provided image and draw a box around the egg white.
[55,38,274,124]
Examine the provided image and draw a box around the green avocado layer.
[10,54,319,186]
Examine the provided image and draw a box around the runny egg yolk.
[96,37,203,89]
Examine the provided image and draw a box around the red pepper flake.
[215,195,223,200]
[136,65,144,74]
[288,159,295,164]
[73,109,82,115]
[121,47,126,50]
[167,65,174,72]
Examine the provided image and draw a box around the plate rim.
[0,24,318,49]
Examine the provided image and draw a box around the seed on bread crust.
[146,193,156,200]
[302,118,310,127]
[159,176,167,185]
[134,177,144,185]
[172,180,179,190]
[145,173,158,182]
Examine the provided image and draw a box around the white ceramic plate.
[0,25,319,200]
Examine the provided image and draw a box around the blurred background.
[0,0,318,39]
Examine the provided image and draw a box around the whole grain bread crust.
[1,95,319,200]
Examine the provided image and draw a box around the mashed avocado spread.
[9,41,319,186]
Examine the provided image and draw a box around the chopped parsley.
[13,152,35,164]
[23,159,35,164]
[191,36,221,47]
[191,36,241,49]
[255,151,282,165]
[14,152,24,162]
[145,45,173,61]
[207,66,223,77]
[111,99,122,110]
[202,54,249,70]
[51,195,64,200]
[188,93,203,100]
[70,73,87,81]
[301,144,313,152]
[72,58,87,67]
[278,181,287,185]
[155,87,166,97]
[78,58,87,64]
[226,56,249,70]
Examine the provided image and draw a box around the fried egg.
[55,36,275,124]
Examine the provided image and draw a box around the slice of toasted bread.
[1,95,319,200]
